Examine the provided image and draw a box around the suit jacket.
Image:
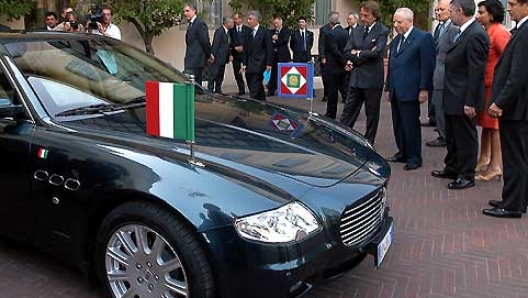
[432,20,458,90]
[290,29,314,62]
[318,23,332,59]
[184,18,212,69]
[209,26,232,76]
[243,25,273,74]
[345,25,358,37]
[443,21,489,115]
[344,22,389,89]
[321,25,348,76]
[490,21,528,121]
[230,24,250,61]
[270,26,292,62]
[386,27,436,101]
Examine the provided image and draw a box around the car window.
[0,69,15,104]
[4,39,188,118]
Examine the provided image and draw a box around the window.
[315,0,331,26]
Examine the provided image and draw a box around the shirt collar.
[403,25,413,39]
[459,18,475,34]
[367,22,376,32]
[516,15,528,29]
[190,15,197,23]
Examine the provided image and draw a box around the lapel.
[496,20,528,66]
[361,22,379,48]
[447,21,477,52]
[395,28,415,57]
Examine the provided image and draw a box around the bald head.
[435,0,451,22]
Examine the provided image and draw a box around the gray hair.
[183,3,197,11]
[395,7,414,21]
[450,0,476,16]
[248,10,260,21]
[328,11,339,24]
[222,16,233,24]
[349,13,359,20]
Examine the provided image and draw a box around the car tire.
[95,201,215,298]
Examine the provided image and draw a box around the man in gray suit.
[183,3,214,86]
[208,17,234,93]
[341,1,389,144]
[426,0,458,147]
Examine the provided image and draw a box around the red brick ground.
[1,93,527,298]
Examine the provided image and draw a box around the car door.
[0,67,36,240]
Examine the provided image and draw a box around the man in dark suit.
[341,1,389,144]
[230,13,250,95]
[385,7,436,171]
[183,3,214,86]
[208,17,235,93]
[345,12,359,36]
[290,16,314,63]
[483,0,528,218]
[321,14,349,119]
[318,13,334,102]
[425,0,458,148]
[242,10,273,101]
[431,0,489,189]
[267,17,291,96]
[45,11,58,30]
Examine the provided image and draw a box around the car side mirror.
[0,98,24,120]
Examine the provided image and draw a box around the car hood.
[60,92,378,188]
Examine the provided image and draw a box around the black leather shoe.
[489,200,527,213]
[447,178,475,190]
[426,138,447,147]
[386,156,407,163]
[482,207,522,218]
[404,163,421,171]
[431,170,457,179]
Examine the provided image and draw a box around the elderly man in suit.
[267,16,291,96]
[431,0,489,189]
[290,16,314,63]
[208,17,235,93]
[242,10,273,101]
[483,0,528,218]
[345,12,359,36]
[183,3,214,86]
[341,0,389,144]
[385,7,436,171]
[230,13,250,96]
[321,12,349,119]
[426,0,458,148]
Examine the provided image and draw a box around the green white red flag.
[145,81,195,142]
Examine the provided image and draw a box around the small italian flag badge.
[37,148,49,159]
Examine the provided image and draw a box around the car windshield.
[4,37,188,118]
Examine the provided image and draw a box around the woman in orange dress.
[474,0,510,181]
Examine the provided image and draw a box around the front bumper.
[201,214,394,298]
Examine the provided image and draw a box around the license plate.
[376,221,394,267]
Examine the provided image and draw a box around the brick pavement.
[1,92,527,298]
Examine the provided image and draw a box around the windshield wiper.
[55,97,146,117]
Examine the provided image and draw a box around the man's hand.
[235,45,243,53]
[228,55,233,63]
[321,58,326,65]
[464,105,476,118]
[385,91,391,102]
[488,103,503,118]
[207,56,215,65]
[345,61,353,72]
[240,65,246,73]
[266,65,272,71]
[418,90,428,104]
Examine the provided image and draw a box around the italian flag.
[37,148,49,159]
[145,81,195,142]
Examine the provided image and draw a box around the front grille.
[340,188,385,246]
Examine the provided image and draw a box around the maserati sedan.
[0,32,393,298]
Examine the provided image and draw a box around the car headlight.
[235,202,321,244]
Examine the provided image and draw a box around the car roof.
[0,31,105,44]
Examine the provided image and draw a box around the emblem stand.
[188,141,205,167]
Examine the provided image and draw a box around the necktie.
[510,26,518,38]
[252,28,257,38]
[453,28,461,43]
[301,30,306,51]
[434,22,444,43]
[397,35,405,53]
[188,21,193,30]
[363,26,369,40]
[238,26,241,33]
